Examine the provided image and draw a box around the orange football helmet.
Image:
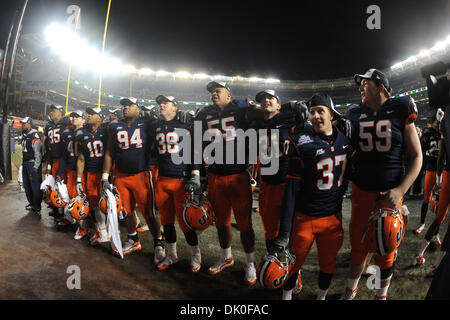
[256,250,296,289]
[50,188,67,208]
[362,203,405,256]
[99,186,122,215]
[68,195,90,220]
[182,192,214,231]
[43,185,52,204]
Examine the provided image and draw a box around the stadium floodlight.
[446,35,450,45]
[121,64,137,74]
[418,49,430,57]
[430,41,445,52]
[193,73,210,80]
[404,56,417,65]
[175,71,191,79]
[232,76,245,82]
[139,68,155,76]
[390,62,403,70]
[265,78,281,84]
[249,76,265,83]
[156,70,172,77]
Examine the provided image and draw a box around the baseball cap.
[156,95,178,106]
[255,89,280,103]
[120,97,139,106]
[85,107,102,117]
[50,104,64,112]
[307,92,342,118]
[20,117,33,125]
[354,68,390,90]
[108,108,121,115]
[70,110,83,118]
[142,105,156,111]
[206,81,231,93]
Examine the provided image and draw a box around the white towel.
[106,189,123,259]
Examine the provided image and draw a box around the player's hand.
[76,182,84,196]
[289,100,309,124]
[185,173,201,194]
[269,232,290,255]
[55,175,62,183]
[33,168,39,174]
[379,187,403,208]
[102,179,112,194]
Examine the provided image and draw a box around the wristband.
[102,173,109,181]
[47,164,51,170]
[77,177,82,183]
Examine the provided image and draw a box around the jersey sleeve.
[405,96,418,124]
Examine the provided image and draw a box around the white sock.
[377,275,392,298]
[190,245,201,256]
[221,247,232,261]
[417,240,430,257]
[316,288,328,300]
[245,252,255,265]
[347,277,360,290]
[95,208,106,230]
[282,289,293,300]
[167,242,177,258]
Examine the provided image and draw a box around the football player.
[56,110,87,238]
[108,108,122,122]
[272,93,348,300]
[185,81,260,284]
[412,110,449,270]
[43,104,71,220]
[342,69,422,300]
[414,114,441,235]
[20,117,43,216]
[102,97,165,263]
[76,107,109,246]
[149,95,203,272]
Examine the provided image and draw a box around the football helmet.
[68,195,90,220]
[43,185,52,204]
[99,186,122,214]
[50,188,67,208]
[256,250,296,289]
[182,192,214,231]
[362,202,405,256]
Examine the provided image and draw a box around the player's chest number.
[316,154,347,190]
[359,120,392,152]
[156,132,179,154]
[207,117,236,141]
[86,140,104,158]
[48,128,61,144]
[117,128,143,150]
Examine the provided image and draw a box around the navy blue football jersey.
[441,115,450,171]
[44,116,71,159]
[256,110,295,184]
[59,126,83,172]
[285,123,350,217]
[76,123,108,173]
[421,126,441,171]
[149,118,192,178]
[22,129,42,162]
[193,101,251,175]
[346,96,418,191]
[108,118,150,174]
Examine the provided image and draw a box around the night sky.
[1,0,450,80]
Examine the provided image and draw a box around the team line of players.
[22,67,450,300]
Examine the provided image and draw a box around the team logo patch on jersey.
[297,135,313,145]
[206,115,213,120]
[117,126,123,130]
[316,149,325,156]
[360,114,368,119]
